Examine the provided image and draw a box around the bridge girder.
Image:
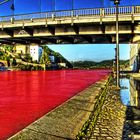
[0,6,140,45]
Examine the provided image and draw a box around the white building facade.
[30,44,42,62]
[130,44,140,72]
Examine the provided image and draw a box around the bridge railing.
[0,6,140,22]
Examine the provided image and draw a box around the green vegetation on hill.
[71,59,129,69]
[41,45,73,69]
[0,45,72,70]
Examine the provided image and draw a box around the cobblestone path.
[90,86,126,140]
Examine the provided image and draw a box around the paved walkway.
[9,79,108,140]
[90,85,126,140]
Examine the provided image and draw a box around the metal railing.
[0,6,140,22]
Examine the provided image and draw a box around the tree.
[40,46,51,64]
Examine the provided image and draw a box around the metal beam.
[2,28,13,37]
[80,36,93,43]
[57,36,74,44]
[47,26,55,35]
[24,27,33,36]
[72,25,79,35]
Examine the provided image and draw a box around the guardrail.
[0,6,140,22]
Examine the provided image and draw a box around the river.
[0,69,110,140]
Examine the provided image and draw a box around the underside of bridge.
[0,34,133,45]
[0,22,137,45]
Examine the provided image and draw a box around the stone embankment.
[90,84,126,140]
[76,78,126,140]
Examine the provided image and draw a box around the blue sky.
[48,44,130,62]
[0,0,139,16]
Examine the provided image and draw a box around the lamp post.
[40,0,41,13]
[53,0,55,11]
[72,0,74,10]
[111,0,120,88]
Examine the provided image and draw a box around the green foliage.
[40,46,50,64]
[3,45,14,52]
[22,54,32,63]
[18,64,44,70]
[40,45,73,68]
[71,60,129,69]
[12,58,17,66]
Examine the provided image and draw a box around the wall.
[15,44,29,54]
[130,44,140,72]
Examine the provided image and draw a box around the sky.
[0,0,139,16]
[48,44,130,62]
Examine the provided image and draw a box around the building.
[15,44,29,54]
[30,44,42,62]
[59,63,66,68]
[130,44,140,72]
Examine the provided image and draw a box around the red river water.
[0,70,110,139]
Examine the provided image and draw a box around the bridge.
[0,6,140,44]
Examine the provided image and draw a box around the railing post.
[135,6,138,13]
[22,19,24,29]
[71,10,74,26]
[11,17,14,24]
[132,6,134,23]
[132,6,134,14]
[100,8,104,24]
[45,13,48,27]
[1,17,3,30]
[52,12,55,21]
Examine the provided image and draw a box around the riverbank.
[90,80,126,140]
[9,77,109,140]
[75,78,127,140]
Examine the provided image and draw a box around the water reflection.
[130,78,140,107]
[120,78,130,106]
[120,78,140,107]
[121,77,140,139]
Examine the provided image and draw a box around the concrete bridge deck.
[0,6,140,44]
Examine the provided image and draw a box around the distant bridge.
[0,6,140,44]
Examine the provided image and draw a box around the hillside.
[41,45,73,69]
[71,59,129,69]
[0,45,73,70]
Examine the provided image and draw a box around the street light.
[72,0,74,10]
[111,0,121,88]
